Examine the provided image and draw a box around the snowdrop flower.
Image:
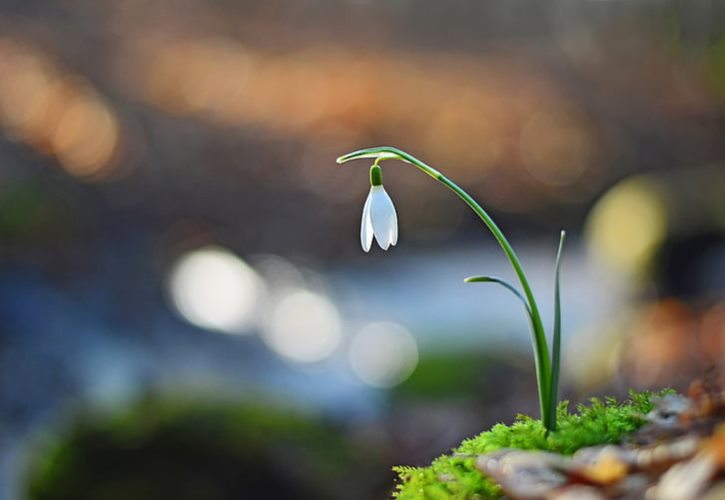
[360,165,398,252]
[338,146,567,433]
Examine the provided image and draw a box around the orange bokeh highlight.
[122,36,590,184]
[50,89,120,179]
[621,299,725,389]
[0,38,122,181]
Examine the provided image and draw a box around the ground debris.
[476,449,570,498]
[475,373,725,499]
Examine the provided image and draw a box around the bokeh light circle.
[169,246,263,334]
[585,177,667,275]
[262,288,342,363]
[349,322,418,388]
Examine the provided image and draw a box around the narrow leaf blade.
[548,230,566,431]
[464,275,531,315]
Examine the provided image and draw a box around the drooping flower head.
[360,164,398,252]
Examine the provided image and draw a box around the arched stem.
[338,146,554,430]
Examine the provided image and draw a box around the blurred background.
[1,0,724,498]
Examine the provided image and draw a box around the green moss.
[393,390,672,499]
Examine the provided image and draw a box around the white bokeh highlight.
[262,288,342,363]
[349,322,418,388]
[168,246,264,334]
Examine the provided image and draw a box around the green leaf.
[464,275,531,315]
[548,230,566,431]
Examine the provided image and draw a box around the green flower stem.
[338,146,554,430]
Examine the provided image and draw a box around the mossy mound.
[393,390,671,499]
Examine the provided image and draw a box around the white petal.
[360,190,374,252]
[370,186,397,250]
[390,204,398,246]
